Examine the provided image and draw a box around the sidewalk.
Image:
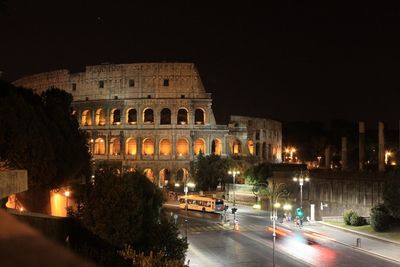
[303,221,400,264]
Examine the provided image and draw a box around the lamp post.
[293,171,310,208]
[176,181,195,238]
[64,190,71,216]
[228,170,240,222]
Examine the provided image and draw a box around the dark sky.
[1,1,400,129]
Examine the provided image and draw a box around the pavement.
[305,221,400,264]
[164,200,400,265]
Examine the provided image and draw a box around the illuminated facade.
[14,63,282,186]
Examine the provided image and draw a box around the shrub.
[350,213,366,226]
[343,210,356,225]
[370,204,392,232]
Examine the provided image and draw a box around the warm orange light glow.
[142,138,154,156]
[248,140,254,155]
[126,138,137,156]
[159,139,172,156]
[94,138,106,155]
[64,191,70,197]
[233,140,241,155]
[95,108,106,126]
[81,110,92,126]
[109,138,121,155]
[213,139,222,155]
[176,138,189,156]
[194,138,206,155]
[50,191,68,217]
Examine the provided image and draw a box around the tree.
[194,153,231,191]
[80,164,187,261]
[383,178,400,220]
[0,81,90,213]
[244,163,273,185]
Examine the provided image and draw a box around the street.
[165,204,400,267]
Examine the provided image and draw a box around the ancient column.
[378,121,385,172]
[325,145,331,169]
[341,137,348,170]
[359,122,365,171]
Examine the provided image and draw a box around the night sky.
[1,1,400,128]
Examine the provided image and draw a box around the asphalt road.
[165,205,400,267]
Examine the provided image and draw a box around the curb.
[317,222,400,265]
[318,221,400,246]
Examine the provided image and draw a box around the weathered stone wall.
[0,170,28,199]
[226,170,390,220]
[13,63,282,186]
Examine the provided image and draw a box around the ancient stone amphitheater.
[14,63,282,186]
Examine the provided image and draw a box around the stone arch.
[125,138,137,156]
[144,168,155,183]
[160,108,171,125]
[262,142,267,160]
[94,138,105,155]
[109,137,121,155]
[143,108,154,123]
[232,139,242,155]
[126,108,137,124]
[142,138,154,157]
[176,168,190,182]
[110,108,121,125]
[194,108,205,125]
[194,138,206,155]
[177,108,188,125]
[176,138,189,157]
[159,168,171,187]
[247,140,255,156]
[256,143,260,157]
[81,109,92,126]
[95,108,106,126]
[211,138,222,156]
[159,138,172,156]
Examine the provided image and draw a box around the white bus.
[178,195,225,213]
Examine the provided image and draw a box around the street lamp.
[292,171,310,208]
[175,180,195,238]
[64,190,71,216]
[228,169,240,223]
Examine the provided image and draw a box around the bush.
[350,213,366,226]
[343,210,356,225]
[370,204,392,232]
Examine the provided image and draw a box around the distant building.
[14,63,282,186]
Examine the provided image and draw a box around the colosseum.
[14,63,282,187]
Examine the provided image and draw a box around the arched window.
[125,138,137,156]
[262,142,267,160]
[94,138,105,155]
[126,109,137,124]
[176,168,189,182]
[109,138,121,155]
[256,143,261,157]
[176,138,189,157]
[95,108,106,126]
[248,140,255,155]
[159,169,170,187]
[159,139,172,156]
[194,138,206,155]
[144,168,155,183]
[143,108,154,123]
[232,139,242,155]
[211,139,222,156]
[81,109,92,126]
[194,108,205,125]
[142,138,154,156]
[177,108,188,125]
[160,108,171,125]
[111,109,121,125]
